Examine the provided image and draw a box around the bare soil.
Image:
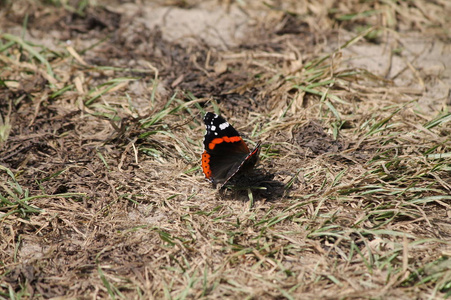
[1,0,451,299]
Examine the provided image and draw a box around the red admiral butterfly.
[201,112,261,188]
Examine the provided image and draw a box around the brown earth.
[1,0,451,299]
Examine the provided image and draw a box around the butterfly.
[201,112,261,188]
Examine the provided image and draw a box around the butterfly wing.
[219,141,261,188]
[202,112,252,185]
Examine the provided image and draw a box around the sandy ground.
[1,0,451,299]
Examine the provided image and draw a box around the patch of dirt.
[135,2,250,48]
[293,120,346,155]
[1,0,450,299]
[340,34,451,113]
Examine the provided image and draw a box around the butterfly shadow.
[216,169,285,203]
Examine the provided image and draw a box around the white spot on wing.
[219,122,229,130]
[210,125,216,131]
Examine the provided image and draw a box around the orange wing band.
[201,151,212,179]
[208,136,242,150]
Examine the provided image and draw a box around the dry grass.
[1,0,451,299]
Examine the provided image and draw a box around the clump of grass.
[0,165,41,220]
[0,165,87,221]
[1,0,451,299]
